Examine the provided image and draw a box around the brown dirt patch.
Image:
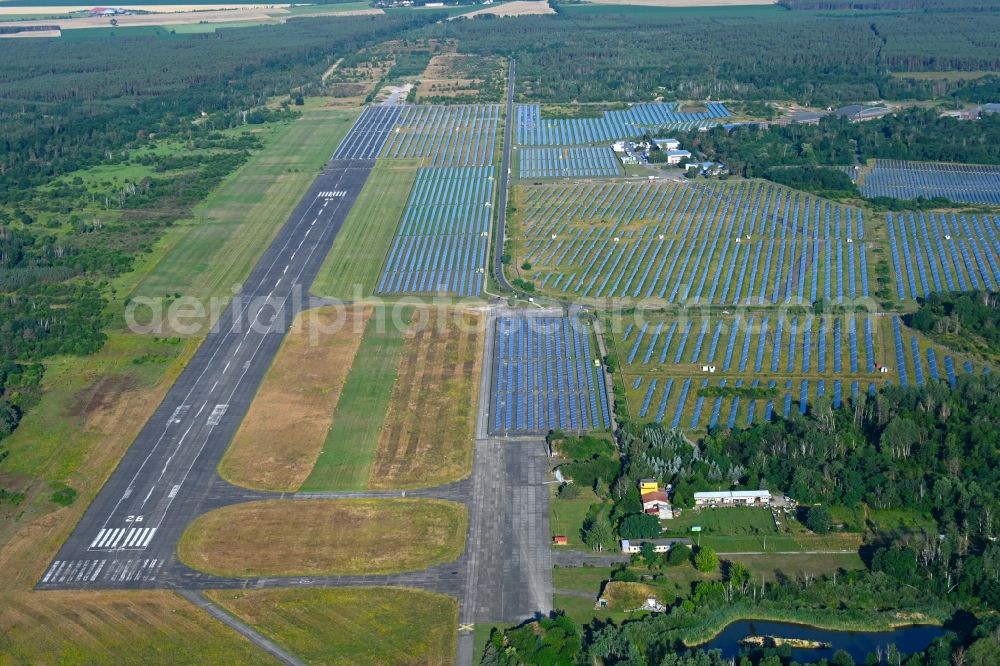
[368,309,482,489]
[178,498,467,577]
[218,306,371,492]
[414,53,504,102]
[65,374,141,421]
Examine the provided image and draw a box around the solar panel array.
[618,314,986,433]
[862,160,1000,205]
[377,166,493,297]
[333,105,402,159]
[885,212,1000,300]
[490,316,610,435]
[380,104,500,167]
[519,180,869,304]
[515,102,730,146]
[518,147,622,179]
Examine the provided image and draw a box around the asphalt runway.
[39,156,380,590]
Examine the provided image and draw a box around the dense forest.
[431,4,1000,105]
[678,110,1000,181]
[780,0,1000,11]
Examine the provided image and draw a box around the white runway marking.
[207,404,228,426]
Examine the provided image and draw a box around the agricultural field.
[205,588,458,666]
[178,499,467,577]
[377,166,493,297]
[513,179,870,305]
[490,315,611,435]
[368,308,482,489]
[885,211,1000,300]
[518,146,622,179]
[861,159,1000,205]
[514,102,730,146]
[610,311,989,434]
[218,307,371,492]
[381,103,500,166]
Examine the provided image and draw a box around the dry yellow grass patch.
[178,499,468,577]
[600,581,660,610]
[368,309,482,489]
[0,591,274,664]
[218,306,371,492]
[584,0,775,5]
[453,0,554,18]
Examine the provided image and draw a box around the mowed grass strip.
[310,159,419,300]
[131,108,361,313]
[368,308,482,489]
[218,306,372,492]
[300,307,414,491]
[205,588,457,666]
[178,499,467,577]
[0,591,275,665]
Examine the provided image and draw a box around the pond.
[697,619,946,663]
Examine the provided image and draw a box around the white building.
[652,138,680,150]
[620,538,691,554]
[693,490,772,507]
[665,149,692,165]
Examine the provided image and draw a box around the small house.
[642,490,673,520]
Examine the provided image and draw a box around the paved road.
[39,155,382,590]
[492,57,516,293]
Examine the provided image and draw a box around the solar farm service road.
[40,111,392,587]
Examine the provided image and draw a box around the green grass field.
[664,506,778,535]
[549,486,603,550]
[131,108,360,316]
[300,307,414,491]
[311,160,418,300]
[207,588,457,666]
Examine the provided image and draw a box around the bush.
[803,505,832,534]
[619,512,661,539]
[693,545,719,572]
[666,544,691,566]
[49,485,77,507]
[557,482,580,499]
